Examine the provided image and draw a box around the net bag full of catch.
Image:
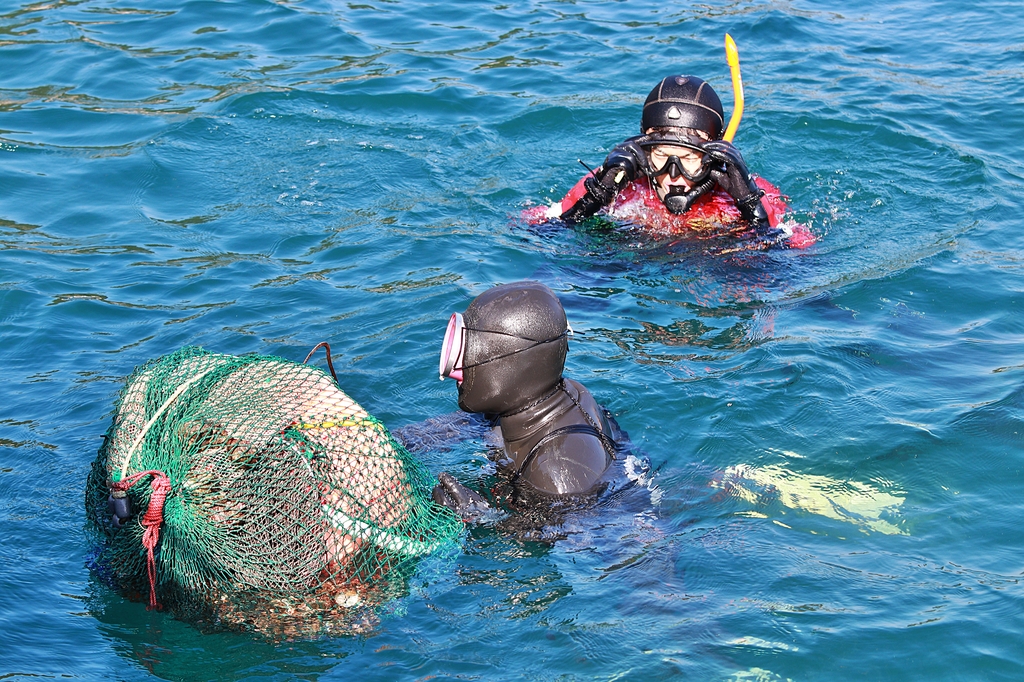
[84,346,463,637]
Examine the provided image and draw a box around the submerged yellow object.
[717,463,907,535]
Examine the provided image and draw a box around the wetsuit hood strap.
[512,423,607,485]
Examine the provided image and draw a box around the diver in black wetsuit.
[432,281,618,516]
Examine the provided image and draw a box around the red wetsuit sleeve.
[752,177,816,248]
[559,173,593,215]
[520,173,594,225]
[754,176,787,228]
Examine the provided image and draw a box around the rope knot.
[110,470,171,611]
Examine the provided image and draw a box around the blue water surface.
[2,0,1024,679]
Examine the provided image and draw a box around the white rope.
[118,366,219,482]
[322,503,442,558]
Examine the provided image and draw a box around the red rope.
[111,470,171,611]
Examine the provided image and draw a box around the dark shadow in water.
[83,567,347,681]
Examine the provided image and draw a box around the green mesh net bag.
[85,346,463,637]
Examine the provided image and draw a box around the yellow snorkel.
[723,33,744,143]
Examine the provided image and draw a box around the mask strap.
[562,382,617,460]
[459,328,569,372]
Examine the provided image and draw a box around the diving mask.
[439,311,574,383]
[646,143,712,184]
[439,312,465,382]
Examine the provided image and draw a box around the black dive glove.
[432,472,493,524]
[560,140,644,223]
[703,141,780,240]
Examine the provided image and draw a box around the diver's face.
[649,145,706,196]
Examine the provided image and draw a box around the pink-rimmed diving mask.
[439,309,574,383]
[439,312,465,382]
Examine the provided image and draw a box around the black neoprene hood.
[641,75,725,140]
[456,281,569,416]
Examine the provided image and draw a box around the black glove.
[432,472,493,523]
[703,140,778,238]
[560,140,643,223]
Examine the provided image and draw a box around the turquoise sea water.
[2,0,1024,679]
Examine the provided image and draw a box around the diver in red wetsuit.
[527,75,813,248]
